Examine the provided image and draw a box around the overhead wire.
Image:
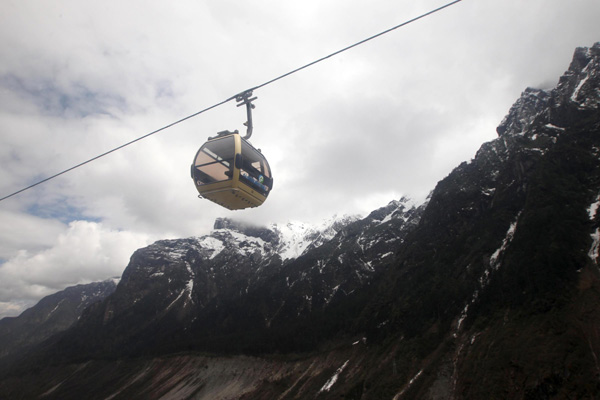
[0,0,462,203]
[248,0,463,93]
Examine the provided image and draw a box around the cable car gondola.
[190,91,273,210]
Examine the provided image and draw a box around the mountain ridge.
[0,278,117,359]
[53,196,423,358]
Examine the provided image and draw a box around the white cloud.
[0,210,66,261]
[0,220,152,318]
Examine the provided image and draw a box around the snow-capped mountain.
[272,214,361,261]
[45,197,423,358]
[2,43,600,400]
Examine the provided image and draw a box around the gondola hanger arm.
[235,90,257,140]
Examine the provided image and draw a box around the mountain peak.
[497,42,600,139]
[496,87,550,137]
[366,196,420,223]
[268,214,361,261]
[212,217,278,243]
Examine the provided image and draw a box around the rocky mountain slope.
[38,197,423,359]
[346,42,600,399]
[0,279,117,358]
[1,42,600,399]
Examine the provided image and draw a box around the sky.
[0,0,599,318]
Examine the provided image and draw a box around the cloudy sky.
[1,0,599,318]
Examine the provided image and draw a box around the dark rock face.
[358,42,600,399]
[496,87,551,136]
[0,279,117,358]
[2,42,600,400]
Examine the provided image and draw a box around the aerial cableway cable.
[0,99,232,202]
[0,0,462,203]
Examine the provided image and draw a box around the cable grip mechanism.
[236,90,257,140]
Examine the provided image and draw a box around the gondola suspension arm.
[236,90,257,140]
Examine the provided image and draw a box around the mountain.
[30,198,421,359]
[1,42,600,400]
[351,42,600,398]
[0,279,117,358]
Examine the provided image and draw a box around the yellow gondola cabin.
[191,131,273,210]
